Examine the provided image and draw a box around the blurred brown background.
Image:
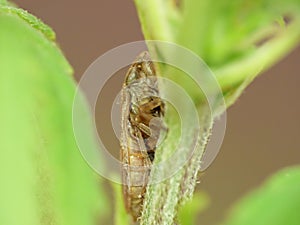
[14,1,300,224]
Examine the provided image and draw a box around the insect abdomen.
[122,150,150,221]
[120,51,165,221]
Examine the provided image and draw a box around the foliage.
[222,166,300,225]
[1,1,300,225]
[0,3,108,225]
[132,0,300,224]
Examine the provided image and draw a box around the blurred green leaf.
[1,5,56,40]
[0,5,108,225]
[178,191,210,225]
[221,166,300,225]
[112,182,131,225]
[0,0,7,6]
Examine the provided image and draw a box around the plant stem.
[214,19,300,91]
[140,103,213,224]
[177,0,213,60]
[134,0,174,41]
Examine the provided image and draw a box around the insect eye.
[151,106,161,116]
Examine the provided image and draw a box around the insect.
[120,51,165,221]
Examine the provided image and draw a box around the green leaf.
[112,183,131,225]
[0,0,7,6]
[0,6,108,225]
[221,166,300,225]
[178,192,210,225]
[1,5,55,40]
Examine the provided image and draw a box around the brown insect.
[120,51,165,221]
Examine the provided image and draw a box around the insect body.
[120,52,165,221]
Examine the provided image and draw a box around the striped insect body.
[120,52,165,221]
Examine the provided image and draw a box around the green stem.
[140,103,213,224]
[214,19,300,91]
[134,0,174,41]
[177,0,213,60]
